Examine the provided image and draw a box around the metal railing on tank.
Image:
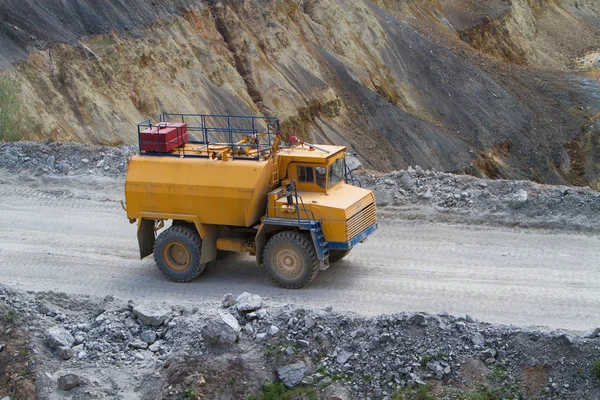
[344,156,362,187]
[136,113,280,161]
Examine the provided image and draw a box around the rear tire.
[263,231,319,289]
[153,226,206,282]
[329,249,351,263]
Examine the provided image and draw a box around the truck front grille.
[346,202,376,241]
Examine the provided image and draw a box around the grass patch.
[420,352,432,368]
[486,366,509,382]
[594,358,600,380]
[183,386,197,399]
[263,342,282,360]
[3,311,18,323]
[259,382,317,400]
[392,383,435,400]
[0,75,24,142]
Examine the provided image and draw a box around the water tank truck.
[124,113,377,288]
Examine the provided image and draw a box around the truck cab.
[263,145,377,266]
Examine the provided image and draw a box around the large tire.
[153,225,206,282]
[329,249,351,263]
[263,231,319,289]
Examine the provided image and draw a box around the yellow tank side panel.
[125,155,273,227]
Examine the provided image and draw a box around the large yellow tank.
[125,155,273,227]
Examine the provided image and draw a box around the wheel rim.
[163,242,191,271]
[274,248,303,277]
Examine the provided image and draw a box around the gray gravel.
[1,287,599,399]
[363,166,600,232]
[0,141,134,178]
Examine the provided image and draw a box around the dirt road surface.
[0,185,598,332]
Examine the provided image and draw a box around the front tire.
[153,226,206,282]
[329,249,351,263]
[263,231,319,289]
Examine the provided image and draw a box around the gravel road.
[0,184,598,332]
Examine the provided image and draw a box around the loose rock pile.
[0,141,134,177]
[2,286,598,399]
[363,166,600,231]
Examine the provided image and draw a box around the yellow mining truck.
[124,113,377,288]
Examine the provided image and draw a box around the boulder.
[45,326,75,349]
[133,304,171,326]
[337,350,353,365]
[472,332,486,347]
[235,292,263,312]
[508,189,528,209]
[412,314,426,326]
[584,327,600,339]
[58,374,80,391]
[221,293,236,308]
[277,363,307,388]
[304,316,315,329]
[201,311,241,346]
[130,339,149,350]
[345,154,363,172]
[399,173,416,190]
[140,330,157,344]
[56,162,70,175]
[57,346,74,360]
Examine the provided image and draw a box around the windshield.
[328,158,344,188]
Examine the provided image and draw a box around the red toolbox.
[140,122,188,152]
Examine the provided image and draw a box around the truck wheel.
[263,231,319,289]
[329,249,351,263]
[153,226,205,282]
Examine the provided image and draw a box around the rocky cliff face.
[0,0,599,186]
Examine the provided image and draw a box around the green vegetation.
[392,384,435,400]
[183,386,197,399]
[594,358,600,380]
[258,382,317,400]
[3,310,18,323]
[390,366,522,400]
[420,352,432,368]
[0,75,23,142]
[486,366,509,382]
[262,337,300,361]
[263,342,282,360]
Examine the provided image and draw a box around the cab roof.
[278,144,346,163]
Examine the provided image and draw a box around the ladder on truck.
[271,154,280,186]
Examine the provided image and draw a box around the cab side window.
[297,166,314,183]
[315,166,326,189]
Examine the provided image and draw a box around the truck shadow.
[136,252,360,295]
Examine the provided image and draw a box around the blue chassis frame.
[328,222,378,251]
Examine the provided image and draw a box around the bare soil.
[0,304,37,400]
